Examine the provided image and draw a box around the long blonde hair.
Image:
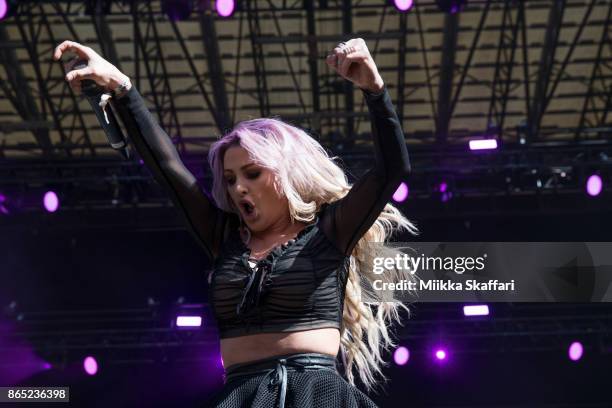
[208,118,418,391]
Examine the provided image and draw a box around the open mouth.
[240,201,255,215]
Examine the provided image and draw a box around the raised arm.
[321,39,411,255]
[113,86,228,260]
[54,41,227,260]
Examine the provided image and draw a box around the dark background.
[2,204,612,407]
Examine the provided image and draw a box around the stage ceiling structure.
[0,0,610,221]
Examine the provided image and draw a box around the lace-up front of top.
[113,85,411,340]
[209,215,351,338]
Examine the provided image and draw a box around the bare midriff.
[220,327,341,368]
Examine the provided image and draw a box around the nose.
[235,178,248,195]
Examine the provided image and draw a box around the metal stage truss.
[0,0,610,217]
[1,303,611,367]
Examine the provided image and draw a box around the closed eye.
[224,171,259,185]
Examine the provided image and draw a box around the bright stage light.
[586,174,602,197]
[393,346,410,365]
[393,0,414,12]
[434,348,447,361]
[469,139,498,151]
[0,0,18,21]
[216,0,235,17]
[393,182,409,202]
[463,304,490,317]
[173,303,205,329]
[568,341,583,362]
[83,356,98,375]
[0,0,8,20]
[176,315,202,327]
[43,191,59,213]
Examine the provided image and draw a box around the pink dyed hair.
[207,116,418,391]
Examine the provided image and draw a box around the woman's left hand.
[326,38,385,93]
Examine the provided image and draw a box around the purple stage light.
[83,356,98,375]
[0,0,8,20]
[463,304,489,317]
[439,182,452,202]
[586,174,602,197]
[0,318,53,385]
[568,341,583,361]
[393,182,409,202]
[43,191,59,213]
[216,0,235,17]
[393,346,410,366]
[393,0,414,12]
[176,315,202,327]
[0,193,8,215]
[434,348,447,361]
[469,139,498,151]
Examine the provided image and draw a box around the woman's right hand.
[53,40,130,95]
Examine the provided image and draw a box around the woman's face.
[223,145,289,232]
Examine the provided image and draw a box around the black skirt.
[206,353,378,408]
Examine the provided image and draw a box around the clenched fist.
[325,38,385,93]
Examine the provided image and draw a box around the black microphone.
[72,59,130,159]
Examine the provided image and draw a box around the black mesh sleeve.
[320,87,411,256]
[112,86,228,260]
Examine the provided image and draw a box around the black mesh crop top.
[113,85,410,339]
